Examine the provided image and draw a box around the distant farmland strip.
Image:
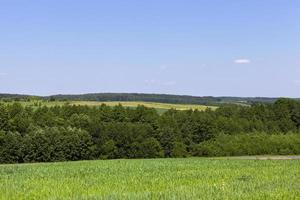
[71,101,217,111]
[0,100,217,113]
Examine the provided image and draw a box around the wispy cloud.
[163,81,176,86]
[145,79,158,84]
[293,80,300,84]
[159,65,168,71]
[145,79,176,86]
[234,59,251,64]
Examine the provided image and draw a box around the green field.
[1,158,299,199]
[2,100,216,113]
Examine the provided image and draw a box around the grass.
[0,158,299,199]
[1,100,216,113]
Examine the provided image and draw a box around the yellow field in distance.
[1,100,217,112]
[71,101,217,111]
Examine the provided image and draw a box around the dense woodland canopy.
[0,98,300,163]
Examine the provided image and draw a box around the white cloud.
[0,73,8,76]
[234,59,251,64]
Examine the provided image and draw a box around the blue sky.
[0,0,299,97]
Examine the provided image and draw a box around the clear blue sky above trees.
[0,0,299,97]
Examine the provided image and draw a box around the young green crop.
[0,158,299,199]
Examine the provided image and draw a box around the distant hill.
[1,92,297,105]
[0,93,37,99]
[49,93,280,105]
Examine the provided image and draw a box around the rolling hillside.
[0,93,294,106]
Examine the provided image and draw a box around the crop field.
[1,100,216,113]
[72,101,216,111]
[0,158,299,199]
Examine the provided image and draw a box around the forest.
[0,98,300,164]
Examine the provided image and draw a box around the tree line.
[0,93,284,105]
[0,98,300,163]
